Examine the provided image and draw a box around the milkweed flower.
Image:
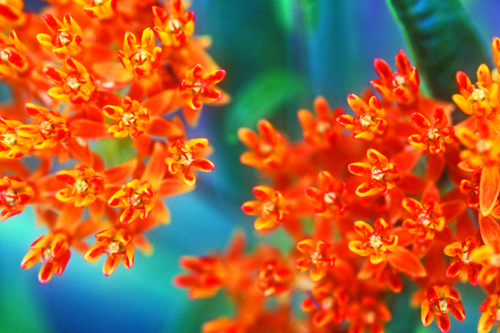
[408,107,454,154]
[0,30,28,78]
[346,297,392,333]
[471,240,500,285]
[117,28,162,77]
[305,170,347,217]
[298,96,343,147]
[44,57,96,104]
[402,196,445,241]
[257,260,292,296]
[455,122,500,216]
[444,238,482,285]
[173,256,226,299]
[478,293,500,333]
[103,96,149,138]
[348,218,398,264]
[0,117,32,159]
[348,149,399,196]
[0,175,33,221]
[180,64,226,125]
[84,227,134,276]
[301,283,348,327]
[152,0,195,47]
[56,165,103,207]
[241,186,288,231]
[296,239,335,281]
[37,14,83,58]
[452,65,499,118]
[165,138,214,186]
[370,50,420,104]
[421,285,466,333]
[16,103,69,149]
[338,94,387,141]
[74,0,117,20]
[238,119,288,170]
[20,232,71,284]
[108,179,154,225]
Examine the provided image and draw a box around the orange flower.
[238,119,287,170]
[56,164,104,207]
[455,122,500,216]
[305,170,347,217]
[472,240,500,285]
[402,196,445,241]
[370,50,420,104]
[301,283,348,327]
[345,297,391,333]
[0,0,24,29]
[108,179,154,224]
[444,238,481,285]
[459,169,481,210]
[421,285,466,333]
[44,57,96,104]
[241,186,288,231]
[408,107,454,154]
[103,96,149,138]
[296,239,335,281]
[20,232,71,284]
[180,64,226,120]
[257,259,292,296]
[0,175,33,221]
[348,149,399,196]
[152,0,195,47]
[338,94,387,140]
[117,28,162,76]
[452,65,499,117]
[348,218,398,264]
[297,96,343,147]
[478,293,500,333]
[0,117,32,158]
[0,30,28,78]
[37,14,83,58]
[84,227,135,276]
[173,256,226,299]
[15,103,69,149]
[74,0,117,20]
[165,138,214,186]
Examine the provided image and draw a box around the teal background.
[1,0,500,332]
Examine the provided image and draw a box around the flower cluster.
[175,43,500,333]
[0,0,226,282]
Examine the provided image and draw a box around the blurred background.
[2,0,500,332]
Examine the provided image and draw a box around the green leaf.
[271,0,295,33]
[224,69,307,144]
[386,0,490,101]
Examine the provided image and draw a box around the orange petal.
[387,246,426,278]
[141,141,167,185]
[478,213,500,249]
[480,164,500,216]
[38,261,55,284]
[69,119,108,140]
[103,255,121,276]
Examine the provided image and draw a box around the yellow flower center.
[316,120,331,134]
[2,188,17,205]
[323,192,336,204]
[74,178,89,194]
